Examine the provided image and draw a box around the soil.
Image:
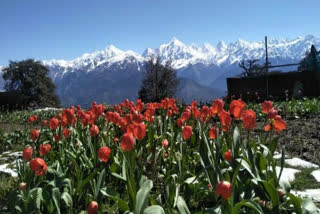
[276,114,320,165]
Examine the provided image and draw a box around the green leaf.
[232,200,264,214]
[268,137,279,156]
[302,198,319,214]
[143,205,165,214]
[279,180,291,193]
[36,188,43,210]
[111,172,126,181]
[287,193,302,214]
[52,188,61,214]
[261,180,279,208]
[95,168,106,199]
[61,192,73,207]
[136,179,153,214]
[100,188,130,211]
[278,146,285,183]
[76,169,97,194]
[233,126,240,148]
[176,196,191,214]
[239,159,256,178]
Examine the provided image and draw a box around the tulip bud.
[87,201,98,214]
[224,150,232,162]
[162,139,169,149]
[19,182,27,190]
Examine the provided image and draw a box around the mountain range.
[1,35,319,107]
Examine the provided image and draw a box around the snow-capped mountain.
[1,35,319,106]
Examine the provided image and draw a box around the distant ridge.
[1,35,319,106]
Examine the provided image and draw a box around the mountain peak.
[105,44,121,52]
[168,37,185,47]
[216,40,228,51]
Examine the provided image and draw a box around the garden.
[0,98,320,213]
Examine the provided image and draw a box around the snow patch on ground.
[34,107,62,112]
[312,170,320,182]
[0,163,18,177]
[273,153,288,160]
[293,189,320,202]
[276,166,300,183]
[285,158,319,168]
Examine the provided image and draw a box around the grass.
[0,174,16,213]
[290,167,320,191]
[275,159,320,191]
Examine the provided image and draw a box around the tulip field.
[1,98,320,213]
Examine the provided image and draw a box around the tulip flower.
[30,158,47,176]
[216,181,232,200]
[182,126,193,140]
[22,146,33,161]
[98,147,111,162]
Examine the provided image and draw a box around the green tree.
[2,59,60,108]
[138,56,179,102]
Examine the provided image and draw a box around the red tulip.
[181,111,191,122]
[162,139,169,149]
[132,113,144,124]
[265,115,286,133]
[135,99,144,112]
[54,135,61,142]
[267,108,278,119]
[211,99,224,115]
[30,158,47,176]
[229,99,245,119]
[30,129,40,141]
[39,144,51,156]
[209,127,219,139]
[121,133,135,152]
[216,181,232,200]
[133,123,146,140]
[177,118,184,127]
[224,150,232,162]
[63,128,71,138]
[42,120,47,126]
[87,201,99,214]
[241,110,256,130]
[262,100,273,114]
[219,110,232,131]
[49,117,59,130]
[90,125,99,137]
[98,146,111,162]
[273,116,286,132]
[182,126,193,140]
[28,115,38,123]
[22,146,33,161]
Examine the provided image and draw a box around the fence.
[226,69,319,101]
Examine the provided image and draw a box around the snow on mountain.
[1,35,319,106]
[43,45,144,75]
[43,34,320,74]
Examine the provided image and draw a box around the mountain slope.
[0,35,319,106]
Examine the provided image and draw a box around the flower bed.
[7,99,319,213]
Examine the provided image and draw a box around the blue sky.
[0,0,319,65]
